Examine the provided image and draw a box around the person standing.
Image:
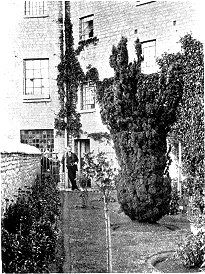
[62,146,79,190]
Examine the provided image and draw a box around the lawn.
[59,190,194,273]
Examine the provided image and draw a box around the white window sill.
[78,108,96,114]
[23,95,51,103]
[24,15,49,19]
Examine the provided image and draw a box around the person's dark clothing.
[62,152,79,190]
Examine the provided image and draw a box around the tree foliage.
[159,34,204,182]
[96,36,184,222]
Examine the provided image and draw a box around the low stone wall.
[1,140,41,216]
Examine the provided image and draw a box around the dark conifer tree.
[97,37,183,222]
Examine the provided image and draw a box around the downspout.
[63,1,69,188]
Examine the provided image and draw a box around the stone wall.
[1,140,41,216]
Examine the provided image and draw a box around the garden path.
[62,190,107,273]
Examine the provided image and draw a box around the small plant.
[82,151,117,273]
[76,173,91,208]
[177,231,205,269]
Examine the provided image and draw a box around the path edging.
[147,250,176,272]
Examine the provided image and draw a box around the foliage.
[87,132,111,143]
[187,197,205,230]
[96,36,184,222]
[82,151,116,202]
[169,182,180,215]
[85,66,99,83]
[75,36,99,55]
[177,231,205,269]
[1,175,62,273]
[55,2,84,137]
[76,173,91,189]
[159,34,204,181]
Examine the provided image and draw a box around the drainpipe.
[63,1,68,188]
[178,141,182,198]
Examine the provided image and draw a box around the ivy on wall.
[86,132,111,143]
[158,34,204,182]
[75,37,99,56]
[55,4,100,139]
[54,2,85,138]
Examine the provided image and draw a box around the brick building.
[1,1,202,173]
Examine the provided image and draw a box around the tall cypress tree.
[97,37,184,222]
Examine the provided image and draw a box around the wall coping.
[0,138,41,155]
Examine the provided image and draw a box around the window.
[141,40,156,73]
[79,15,94,41]
[81,83,96,110]
[24,1,47,17]
[20,129,54,152]
[24,59,49,99]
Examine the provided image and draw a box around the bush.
[76,173,91,189]
[177,231,205,269]
[1,174,62,273]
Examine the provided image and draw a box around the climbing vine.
[75,37,99,55]
[54,2,85,137]
[87,132,111,143]
[55,6,100,138]
[158,34,204,182]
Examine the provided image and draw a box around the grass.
[59,189,195,273]
[109,192,192,272]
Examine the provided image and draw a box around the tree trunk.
[103,195,112,273]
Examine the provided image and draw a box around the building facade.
[70,0,202,173]
[1,1,202,174]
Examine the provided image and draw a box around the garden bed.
[154,253,200,273]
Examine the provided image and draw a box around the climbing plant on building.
[75,37,99,56]
[96,36,184,222]
[55,2,85,137]
[159,34,204,185]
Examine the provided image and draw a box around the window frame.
[141,39,157,73]
[23,58,50,101]
[24,1,48,18]
[20,129,54,152]
[79,82,96,112]
[79,14,94,41]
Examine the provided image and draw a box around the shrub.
[76,173,91,189]
[1,174,62,273]
[177,231,205,269]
